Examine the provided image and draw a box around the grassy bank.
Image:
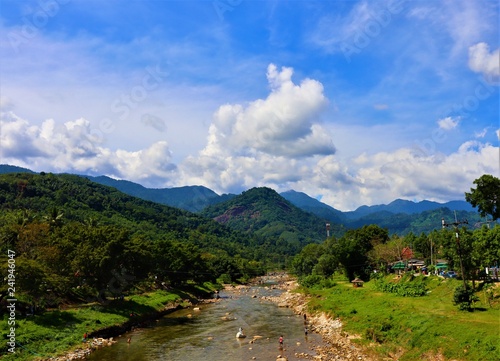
[303,274,500,361]
[1,283,217,361]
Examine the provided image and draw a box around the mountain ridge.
[200,187,342,254]
[0,164,481,235]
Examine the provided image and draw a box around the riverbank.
[40,302,185,361]
[1,284,219,361]
[256,274,379,361]
[263,274,500,361]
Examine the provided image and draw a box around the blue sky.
[0,0,498,210]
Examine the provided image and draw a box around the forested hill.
[0,165,484,236]
[200,187,345,254]
[0,172,272,307]
[84,175,235,212]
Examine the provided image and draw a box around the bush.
[217,273,232,284]
[374,276,427,297]
[299,274,324,288]
[299,275,337,289]
[453,285,479,311]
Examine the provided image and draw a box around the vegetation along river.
[85,283,326,361]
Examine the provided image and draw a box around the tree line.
[292,175,500,291]
[0,173,268,310]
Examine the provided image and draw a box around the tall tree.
[336,225,389,280]
[465,174,500,220]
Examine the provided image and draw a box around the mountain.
[0,167,234,212]
[0,164,485,236]
[280,190,345,224]
[0,164,35,174]
[0,172,273,307]
[84,175,235,212]
[278,191,482,235]
[200,187,343,254]
[345,198,476,219]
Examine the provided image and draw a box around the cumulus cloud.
[178,64,335,192]
[437,116,460,130]
[468,42,500,82]
[306,142,498,210]
[0,111,177,187]
[205,64,333,158]
[1,107,496,211]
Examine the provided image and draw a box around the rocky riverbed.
[254,274,381,361]
[44,275,381,361]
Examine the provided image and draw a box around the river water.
[86,283,326,361]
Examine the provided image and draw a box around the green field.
[303,274,500,361]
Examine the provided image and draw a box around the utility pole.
[474,217,494,229]
[429,237,433,268]
[442,214,468,290]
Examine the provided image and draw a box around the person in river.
[279,335,284,347]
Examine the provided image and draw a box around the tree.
[336,225,389,280]
[291,243,324,277]
[465,174,500,220]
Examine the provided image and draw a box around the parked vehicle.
[444,271,457,278]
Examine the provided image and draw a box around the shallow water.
[86,285,324,361]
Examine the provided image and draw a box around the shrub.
[453,285,479,311]
[299,275,337,289]
[299,274,324,288]
[374,276,427,297]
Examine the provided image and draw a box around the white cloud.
[468,42,500,81]
[1,107,496,211]
[437,116,460,130]
[202,64,333,158]
[308,142,498,210]
[309,0,392,54]
[0,111,177,187]
[474,128,488,138]
[177,64,335,193]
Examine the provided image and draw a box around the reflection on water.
[86,286,324,361]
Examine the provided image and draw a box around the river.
[86,282,326,361]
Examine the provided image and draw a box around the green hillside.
[201,187,346,256]
[0,172,269,310]
[347,208,482,235]
[85,175,235,212]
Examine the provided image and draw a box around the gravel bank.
[260,274,381,361]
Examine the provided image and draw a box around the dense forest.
[1,171,498,313]
[201,187,345,254]
[0,172,272,310]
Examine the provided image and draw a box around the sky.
[0,0,499,211]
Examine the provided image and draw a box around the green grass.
[0,287,213,361]
[304,274,500,361]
